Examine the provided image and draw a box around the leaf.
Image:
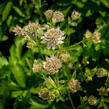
[13,5,25,17]
[57,0,73,6]
[2,1,13,21]
[0,56,8,68]
[30,97,49,109]
[0,35,8,42]
[103,103,109,109]
[100,0,109,8]
[104,98,109,103]
[11,64,26,88]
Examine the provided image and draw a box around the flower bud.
[71,10,81,20]
[96,68,107,78]
[44,10,53,19]
[52,11,64,23]
[88,95,97,105]
[98,87,106,96]
[32,59,43,73]
[69,78,81,93]
[58,50,71,63]
[38,88,50,100]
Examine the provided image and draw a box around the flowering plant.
[1,0,109,109]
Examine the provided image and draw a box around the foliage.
[0,0,109,109]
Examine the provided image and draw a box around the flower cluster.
[69,78,81,93]
[88,95,97,105]
[38,88,55,101]
[85,30,101,43]
[44,10,64,23]
[44,10,53,19]
[98,87,106,96]
[41,28,65,49]
[43,56,62,74]
[52,11,64,23]
[58,50,71,63]
[96,68,107,78]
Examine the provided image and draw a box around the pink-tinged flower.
[41,28,65,49]
[43,56,62,74]
[52,11,64,23]
[13,25,23,36]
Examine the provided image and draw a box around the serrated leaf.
[11,64,26,88]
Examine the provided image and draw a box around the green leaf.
[13,5,25,17]
[0,56,8,68]
[2,1,13,21]
[57,0,73,6]
[0,35,8,42]
[100,0,109,8]
[30,98,49,109]
[103,103,109,109]
[11,64,26,88]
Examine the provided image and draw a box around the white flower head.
[44,10,54,19]
[22,21,43,40]
[52,11,64,23]
[71,10,81,20]
[41,28,65,49]
[69,78,81,93]
[88,95,97,105]
[43,56,62,74]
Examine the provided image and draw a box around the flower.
[91,31,101,43]
[96,68,107,78]
[58,50,71,63]
[69,78,81,93]
[38,88,55,101]
[52,11,64,23]
[85,30,101,43]
[22,21,42,40]
[88,95,97,105]
[98,87,106,96]
[13,25,23,36]
[38,88,50,100]
[32,59,42,73]
[41,28,65,49]
[71,10,81,20]
[44,10,53,19]
[43,56,62,74]
[85,30,92,38]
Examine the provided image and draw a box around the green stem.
[63,66,75,108]
[41,72,58,90]
[68,91,75,109]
